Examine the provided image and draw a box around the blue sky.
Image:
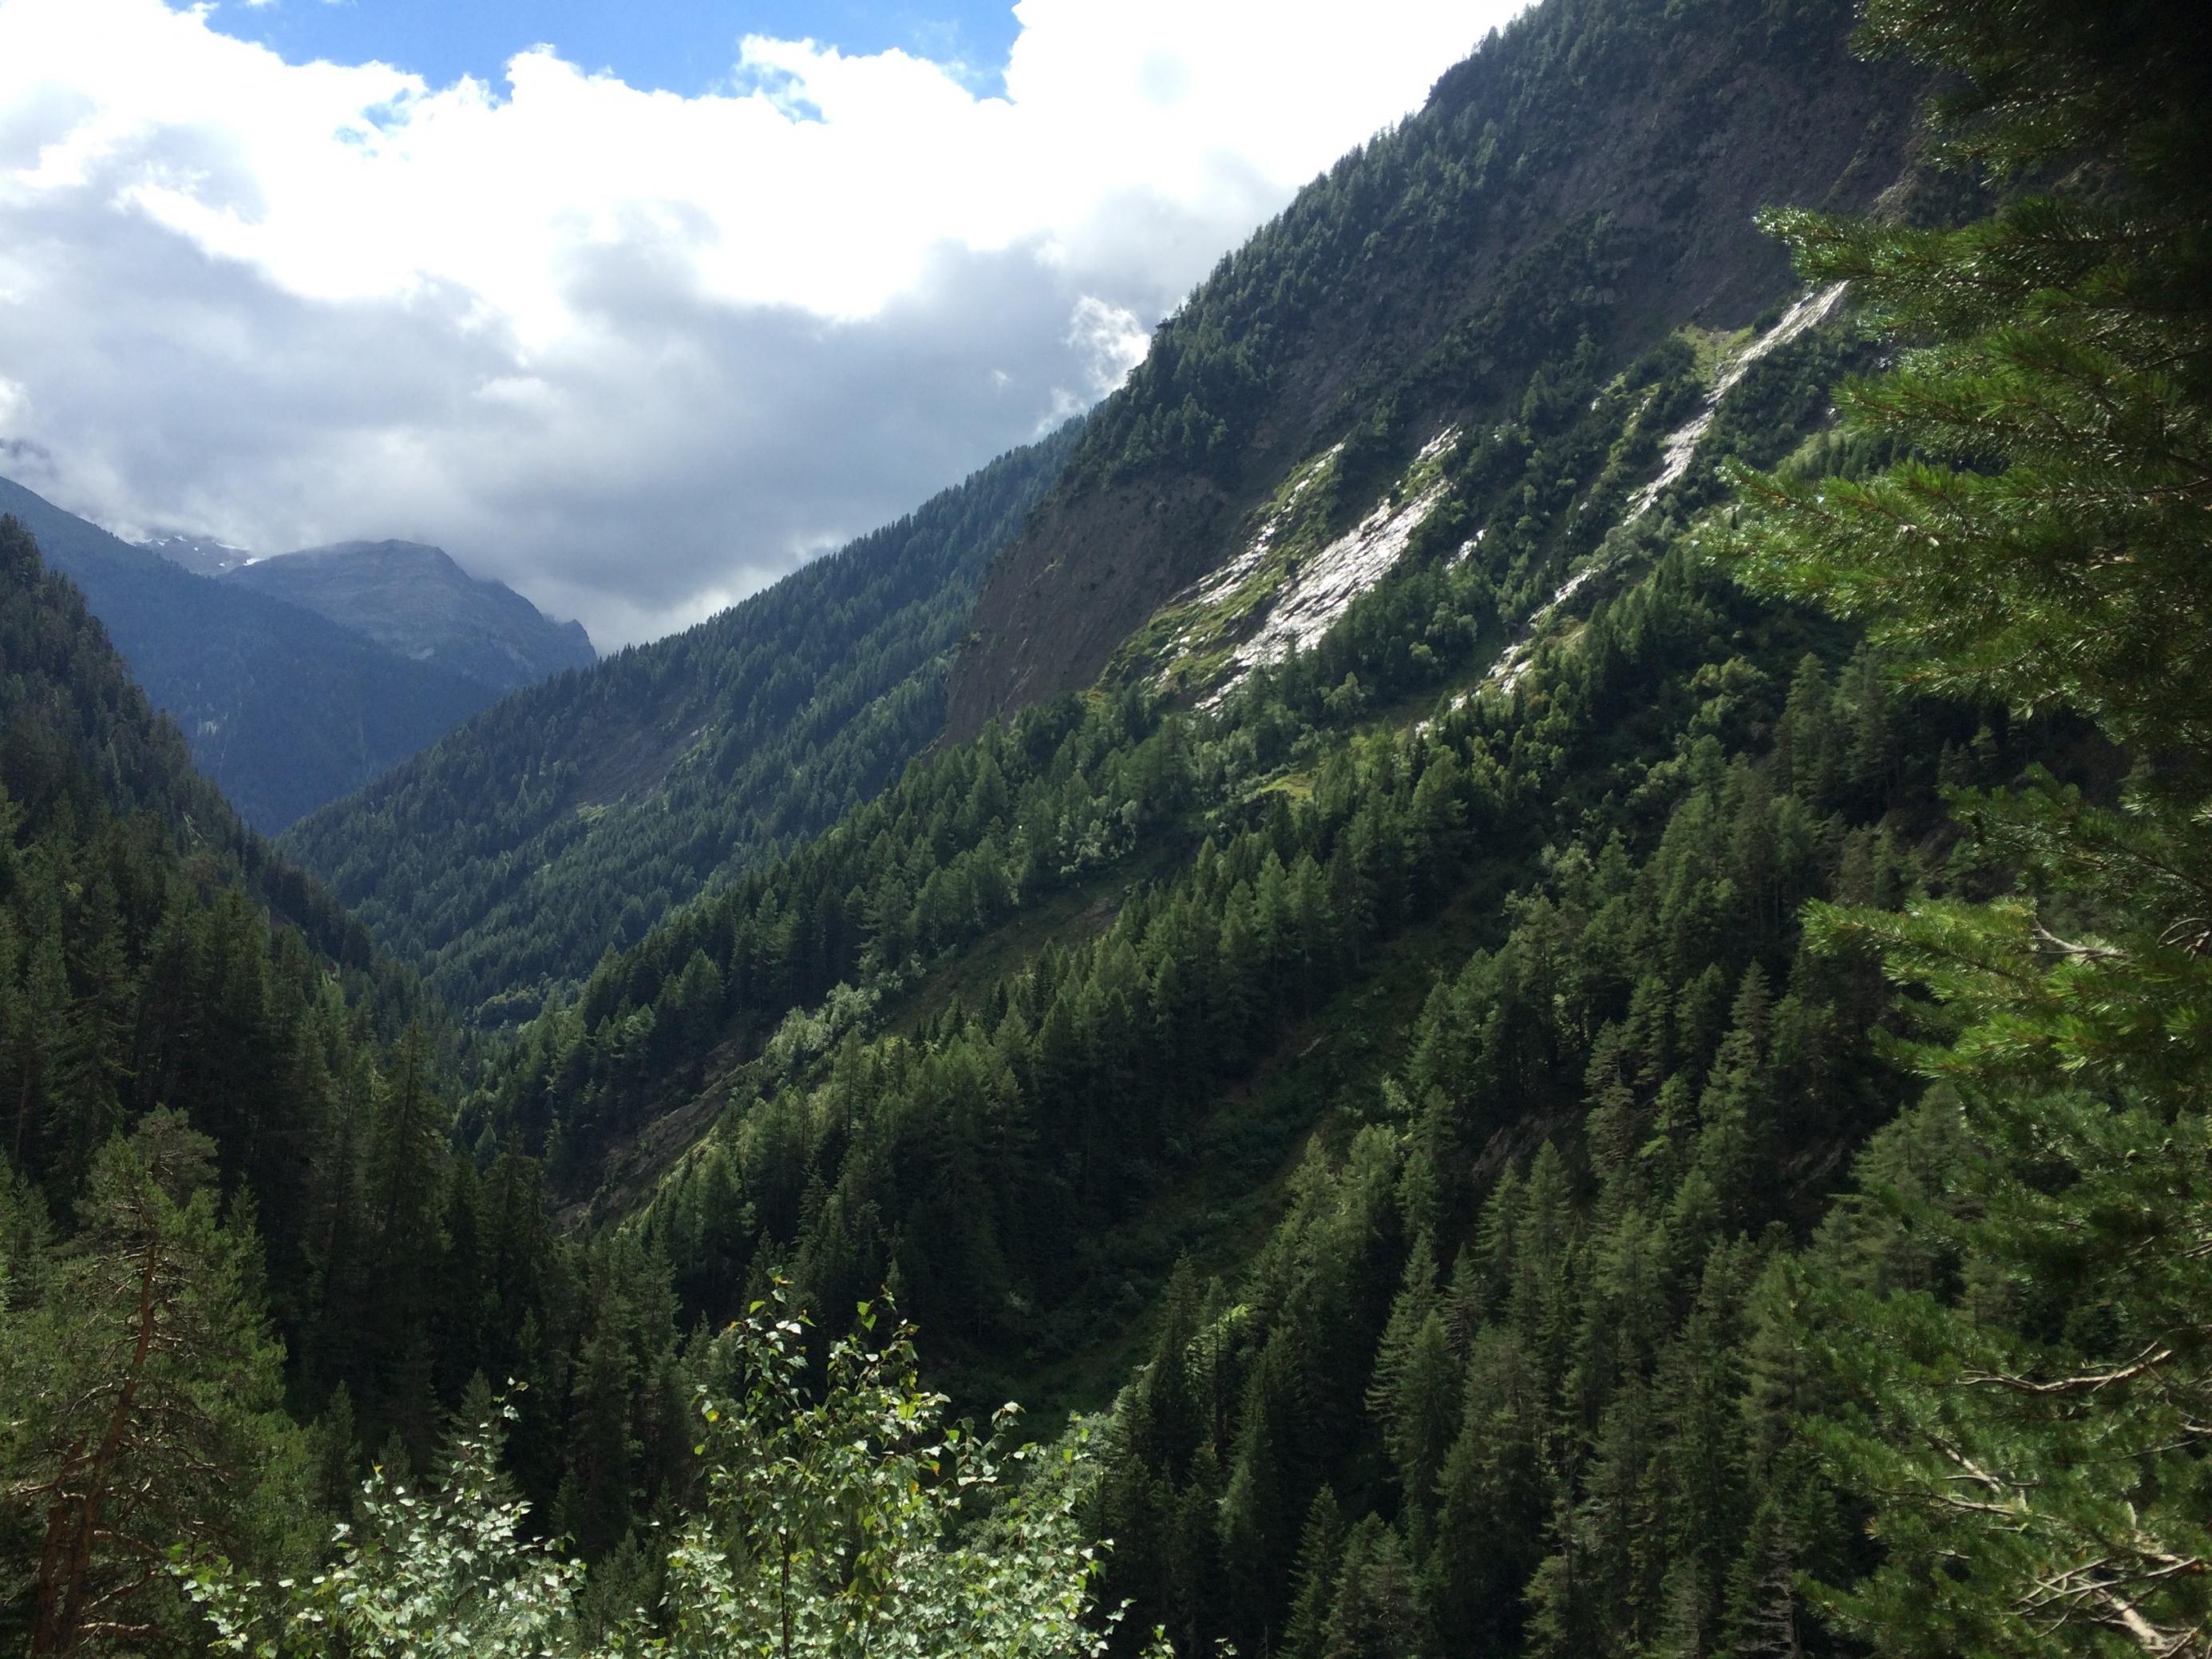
[208,1,1023,97]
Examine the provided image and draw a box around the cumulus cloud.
[0,0,1521,647]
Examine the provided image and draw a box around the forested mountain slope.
[0,471,1132,1656]
[228,540,595,697]
[946,0,1923,740]
[470,0,1940,1233]
[0,517,900,1657]
[444,0,1912,1501]
[466,292,2034,1651]
[281,426,1077,1024]
[407,0,2212,1646]
[0,513,418,992]
[0,513,581,1650]
[0,477,497,833]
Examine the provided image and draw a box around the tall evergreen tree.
[1715,0,2212,1649]
[0,1114,314,1656]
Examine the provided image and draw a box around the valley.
[1,0,2206,1653]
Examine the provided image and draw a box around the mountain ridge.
[228,537,596,697]
[138,529,250,576]
[280,424,1079,1024]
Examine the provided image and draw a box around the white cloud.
[0,0,1522,647]
[1056,295,1150,425]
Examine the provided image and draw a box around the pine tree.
[1378,1314,1458,1554]
[1281,1486,1347,1659]
[1,1112,315,1655]
[1319,1514,1422,1659]
[1712,0,2212,1649]
[1427,1325,1545,1654]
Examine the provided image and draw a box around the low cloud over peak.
[0,0,1518,647]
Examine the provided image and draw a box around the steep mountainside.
[0,477,497,833]
[281,426,1078,1024]
[945,0,1922,740]
[228,539,595,696]
[465,267,2048,1649]
[450,0,1949,1286]
[429,0,2079,1648]
[0,513,392,984]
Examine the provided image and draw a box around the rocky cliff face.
[228,539,595,696]
[944,0,1923,741]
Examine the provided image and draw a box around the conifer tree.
[1715,0,2212,1649]
[1280,1487,1347,1659]
[1,1113,314,1655]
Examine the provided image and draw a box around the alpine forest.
[3,0,2210,1655]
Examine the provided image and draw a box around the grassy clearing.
[1677,319,1757,386]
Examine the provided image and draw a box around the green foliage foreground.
[1705,0,2212,1648]
[181,1289,1165,1659]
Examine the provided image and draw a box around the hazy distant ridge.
[228,538,595,697]
[0,474,493,831]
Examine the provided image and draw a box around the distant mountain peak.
[227,537,596,695]
[137,528,253,577]
[1,473,497,831]
[293,537,463,569]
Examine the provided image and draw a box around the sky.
[0,0,1525,650]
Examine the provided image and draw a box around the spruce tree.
[1714,0,2212,1649]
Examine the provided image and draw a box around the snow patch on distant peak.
[138,528,255,576]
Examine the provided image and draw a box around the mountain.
[429,0,2075,1647]
[280,425,1078,1024]
[138,529,251,576]
[0,476,498,833]
[484,0,1937,1194]
[0,513,398,983]
[7,0,2200,1653]
[226,539,595,697]
[945,0,1921,742]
